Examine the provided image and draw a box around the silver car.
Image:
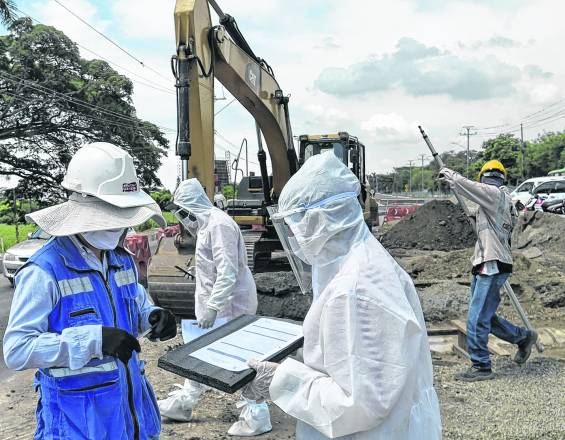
[2,229,50,286]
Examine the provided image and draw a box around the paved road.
[0,275,14,381]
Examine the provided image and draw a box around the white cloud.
[361,113,420,144]
[112,0,174,40]
[315,38,523,101]
[18,0,565,184]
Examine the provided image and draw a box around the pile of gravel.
[435,356,565,439]
[381,200,475,251]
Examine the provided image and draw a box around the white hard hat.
[26,142,166,236]
[61,142,155,208]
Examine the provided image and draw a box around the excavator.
[147,0,374,317]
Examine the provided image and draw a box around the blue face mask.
[481,176,504,187]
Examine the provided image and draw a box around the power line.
[459,126,477,178]
[51,0,170,83]
[0,70,176,133]
[214,98,236,116]
[11,5,175,96]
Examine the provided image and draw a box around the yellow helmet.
[479,160,507,180]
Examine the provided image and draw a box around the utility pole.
[417,154,428,193]
[520,123,526,179]
[460,126,477,178]
[407,160,415,193]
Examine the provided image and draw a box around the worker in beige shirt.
[440,160,538,382]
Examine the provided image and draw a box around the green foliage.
[0,0,16,26]
[476,134,522,184]
[221,185,237,199]
[0,19,168,205]
[0,223,36,250]
[149,189,172,209]
[524,132,565,178]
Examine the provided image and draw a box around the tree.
[0,0,16,26]
[475,134,521,184]
[0,19,168,204]
[525,132,565,177]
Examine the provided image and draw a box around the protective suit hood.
[276,152,365,266]
[172,179,214,228]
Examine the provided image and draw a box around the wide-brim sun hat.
[26,193,166,236]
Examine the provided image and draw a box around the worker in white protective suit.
[243,152,442,439]
[158,178,271,437]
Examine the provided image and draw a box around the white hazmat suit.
[159,179,269,436]
[260,153,442,439]
[172,179,257,320]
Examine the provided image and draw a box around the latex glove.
[148,308,177,341]
[102,326,141,364]
[294,347,304,362]
[198,307,217,329]
[242,359,279,401]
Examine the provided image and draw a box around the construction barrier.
[125,229,164,285]
[384,205,420,223]
[156,224,181,240]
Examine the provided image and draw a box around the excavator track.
[242,230,263,272]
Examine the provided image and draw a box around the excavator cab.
[298,132,369,207]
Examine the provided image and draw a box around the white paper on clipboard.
[189,318,303,372]
[181,318,229,343]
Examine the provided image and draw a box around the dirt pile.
[254,271,311,320]
[512,211,565,308]
[513,211,565,260]
[381,200,475,251]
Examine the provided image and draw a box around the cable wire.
[11,5,175,96]
[0,71,176,133]
[51,0,170,83]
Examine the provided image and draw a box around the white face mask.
[81,229,125,250]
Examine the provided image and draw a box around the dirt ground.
[1,332,564,440]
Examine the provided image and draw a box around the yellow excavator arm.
[173,0,298,200]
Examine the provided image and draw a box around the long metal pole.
[418,126,543,353]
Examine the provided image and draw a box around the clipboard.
[157,315,304,393]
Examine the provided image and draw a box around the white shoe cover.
[158,380,204,422]
[227,398,272,436]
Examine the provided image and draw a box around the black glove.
[148,309,177,341]
[101,326,141,364]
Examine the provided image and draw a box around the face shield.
[267,205,312,295]
[172,207,199,236]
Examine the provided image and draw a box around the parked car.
[530,179,565,202]
[510,176,565,205]
[2,228,50,286]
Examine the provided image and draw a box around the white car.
[510,176,565,206]
[2,229,50,286]
[530,179,565,202]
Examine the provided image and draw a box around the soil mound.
[381,200,475,251]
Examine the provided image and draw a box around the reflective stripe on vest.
[57,277,94,297]
[114,268,136,287]
[48,360,118,378]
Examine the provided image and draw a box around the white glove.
[187,266,195,276]
[242,359,279,401]
[197,307,217,329]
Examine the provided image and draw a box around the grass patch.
[134,211,178,232]
[0,224,37,251]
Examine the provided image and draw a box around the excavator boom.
[173,0,297,199]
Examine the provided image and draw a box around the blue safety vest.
[24,236,160,440]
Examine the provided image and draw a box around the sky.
[5,0,565,190]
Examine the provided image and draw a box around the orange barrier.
[384,205,420,222]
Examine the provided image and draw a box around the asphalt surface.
[0,275,14,381]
